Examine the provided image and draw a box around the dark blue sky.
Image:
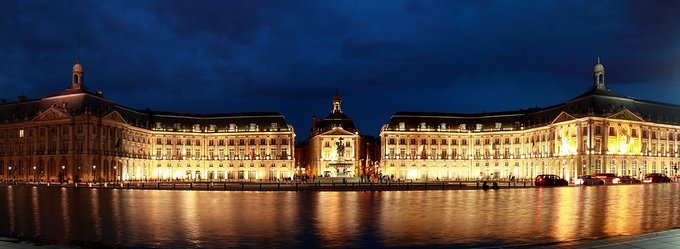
[1,1,679,138]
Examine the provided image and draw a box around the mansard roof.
[384,87,680,132]
[0,90,291,131]
[310,94,358,136]
[314,111,357,133]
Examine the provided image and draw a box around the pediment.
[102,111,127,124]
[551,112,576,124]
[608,109,645,122]
[33,107,72,121]
[319,127,356,136]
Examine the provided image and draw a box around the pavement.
[3,229,680,248]
[0,239,64,249]
[534,228,680,249]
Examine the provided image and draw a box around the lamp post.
[33,166,36,183]
[114,165,117,185]
[92,165,96,183]
[61,165,65,184]
[8,166,12,183]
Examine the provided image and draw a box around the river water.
[1,184,679,248]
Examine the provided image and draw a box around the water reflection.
[0,184,679,248]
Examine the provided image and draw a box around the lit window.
[18,129,24,138]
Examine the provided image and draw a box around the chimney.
[312,116,319,132]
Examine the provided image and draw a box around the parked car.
[575,175,605,185]
[643,173,672,183]
[535,174,568,186]
[617,176,641,184]
[595,173,620,184]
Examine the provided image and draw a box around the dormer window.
[440,123,447,130]
[476,124,483,131]
[419,122,427,130]
[192,124,201,132]
[228,124,237,132]
[495,123,502,130]
[398,122,405,131]
[459,124,467,131]
[270,123,278,131]
[155,122,162,130]
[249,123,257,132]
[173,123,182,131]
[209,125,217,132]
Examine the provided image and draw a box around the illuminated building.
[0,59,295,183]
[300,92,368,178]
[380,60,680,182]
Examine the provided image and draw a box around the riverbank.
[0,180,537,191]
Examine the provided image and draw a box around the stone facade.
[380,61,680,182]
[0,60,295,183]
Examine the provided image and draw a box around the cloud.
[1,0,679,137]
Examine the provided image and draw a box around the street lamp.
[8,166,12,183]
[92,165,96,183]
[61,165,65,184]
[114,165,117,184]
[33,166,36,183]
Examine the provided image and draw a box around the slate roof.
[0,89,290,132]
[384,86,680,132]
[313,111,357,134]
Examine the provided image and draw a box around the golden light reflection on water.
[111,190,122,242]
[551,187,579,242]
[315,192,360,246]
[60,188,71,240]
[603,185,643,236]
[31,187,40,236]
[1,184,680,247]
[178,191,201,245]
[6,187,15,235]
[89,189,102,240]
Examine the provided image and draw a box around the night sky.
[1,1,679,139]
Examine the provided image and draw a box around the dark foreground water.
[1,184,679,248]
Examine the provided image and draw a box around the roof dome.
[593,57,604,73]
[72,63,83,73]
[593,63,604,73]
